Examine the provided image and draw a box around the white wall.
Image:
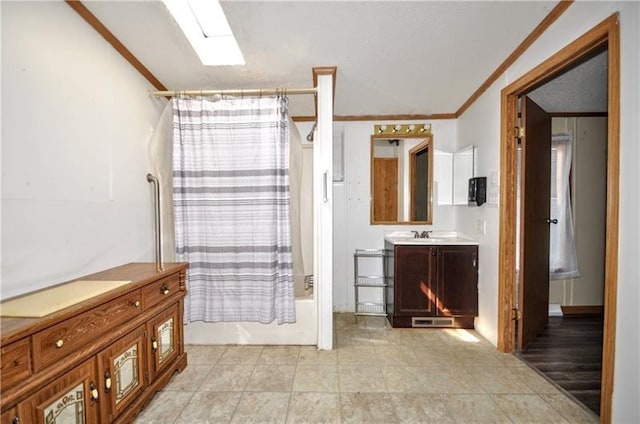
[456,2,639,421]
[1,2,166,299]
[305,120,458,312]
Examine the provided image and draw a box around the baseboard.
[561,305,604,316]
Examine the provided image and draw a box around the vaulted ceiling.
[82,1,602,118]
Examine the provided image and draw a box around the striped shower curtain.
[172,95,296,324]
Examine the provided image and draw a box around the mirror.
[370,134,433,224]
[453,146,476,205]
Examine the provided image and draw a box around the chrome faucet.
[420,230,431,238]
[411,230,420,238]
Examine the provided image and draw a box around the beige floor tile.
[443,394,512,423]
[403,329,451,346]
[340,393,399,423]
[338,365,387,392]
[163,364,213,391]
[292,365,339,392]
[454,348,505,367]
[231,391,290,424]
[495,351,524,366]
[466,366,534,394]
[509,364,564,394]
[359,316,391,330]
[246,365,296,392]
[286,392,341,424]
[297,346,337,366]
[185,344,227,365]
[258,345,301,365]
[389,393,454,423]
[137,334,596,424]
[381,366,432,393]
[336,345,378,365]
[218,345,264,365]
[411,346,461,367]
[383,365,480,394]
[365,328,410,346]
[430,366,485,394]
[134,390,194,423]
[174,391,241,424]
[335,328,373,347]
[199,364,254,391]
[374,345,419,366]
[439,329,492,347]
[540,393,599,423]
[491,394,570,423]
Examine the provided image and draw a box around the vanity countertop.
[384,231,479,246]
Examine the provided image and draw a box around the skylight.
[163,0,245,66]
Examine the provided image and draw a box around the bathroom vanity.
[385,233,478,328]
[0,262,188,424]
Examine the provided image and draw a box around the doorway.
[516,95,608,415]
[497,14,620,423]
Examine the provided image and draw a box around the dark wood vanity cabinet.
[0,263,188,424]
[386,243,478,328]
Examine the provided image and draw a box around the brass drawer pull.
[90,381,99,402]
[105,371,112,393]
[55,339,64,348]
[160,285,170,295]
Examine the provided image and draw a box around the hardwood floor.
[517,315,603,415]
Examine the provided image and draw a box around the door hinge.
[512,308,522,321]
[514,126,525,139]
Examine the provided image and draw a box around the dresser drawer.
[32,290,141,371]
[142,273,180,309]
[0,338,32,390]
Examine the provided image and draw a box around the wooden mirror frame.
[370,133,434,225]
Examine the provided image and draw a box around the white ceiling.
[84,1,561,117]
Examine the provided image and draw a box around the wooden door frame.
[496,14,619,423]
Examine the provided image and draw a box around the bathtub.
[183,293,317,345]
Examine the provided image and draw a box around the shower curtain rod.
[150,87,317,97]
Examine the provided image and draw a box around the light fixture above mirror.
[374,123,432,137]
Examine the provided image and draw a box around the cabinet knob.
[12,416,19,424]
[55,339,64,348]
[152,338,158,351]
[160,285,170,295]
[134,300,141,307]
[105,371,112,393]
[90,382,99,402]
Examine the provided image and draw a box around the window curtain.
[172,95,296,324]
[550,133,580,280]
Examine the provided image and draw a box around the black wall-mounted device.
[468,177,487,206]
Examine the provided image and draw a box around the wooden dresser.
[0,263,188,424]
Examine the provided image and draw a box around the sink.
[384,232,478,246]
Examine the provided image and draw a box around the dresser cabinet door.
[394,245,438,316]
[148,303,181,381]
[97,326,147,422]
[17,358,99,424]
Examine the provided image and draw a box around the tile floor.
[135,314,598,423]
